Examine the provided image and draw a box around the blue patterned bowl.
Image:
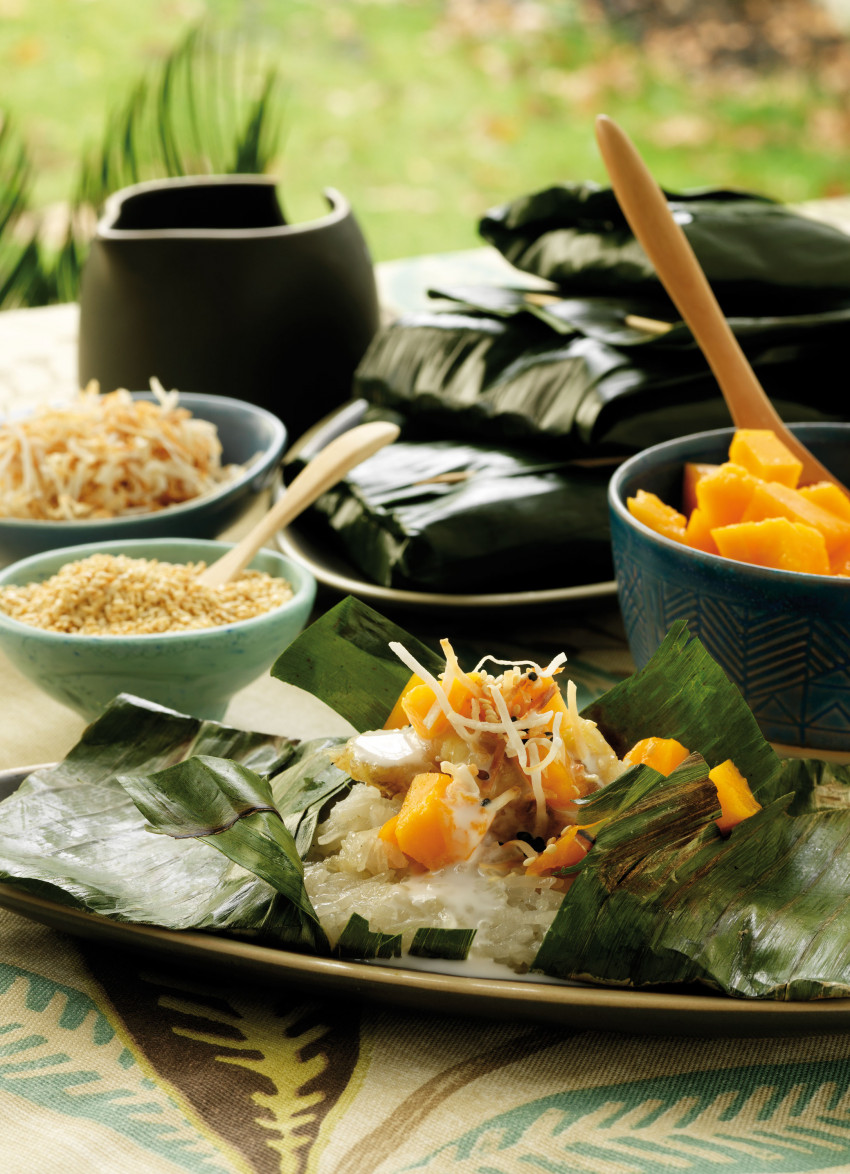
[609,423,850,753]
[0,537,316,721]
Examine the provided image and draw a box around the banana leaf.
[3,603,850,994]
[478,182,850,314]
[289,436,615,591]
[271,601,850,997]
[532,766,850,1000]
[269,594,443,733]
[354,305,842,458]
[0,694,347,950]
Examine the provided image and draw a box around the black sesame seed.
[516,831,546,852]
[481,797,491,807]
[479,770,490,781]
[528,672,538,681]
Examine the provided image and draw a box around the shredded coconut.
[0,380,246,521]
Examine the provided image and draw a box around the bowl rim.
[608,422,850,588]
[0,390,287,533]
[0,538,316,646]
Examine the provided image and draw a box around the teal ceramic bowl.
[0,537,316,721]
[609,423,850,753]
[0,392,287,566]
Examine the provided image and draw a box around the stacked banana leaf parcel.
[301,183,850,594]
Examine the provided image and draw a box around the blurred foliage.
[1,0,850,307]
[0,25,284,308]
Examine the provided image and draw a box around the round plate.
[275,524,618,611]
[275,398,618,611]
[1,767,849,1036]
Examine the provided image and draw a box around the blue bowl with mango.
[609,422,850,754]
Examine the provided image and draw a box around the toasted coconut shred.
[0,380,245,521]
[305,639,627,971]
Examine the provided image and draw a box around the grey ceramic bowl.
[609,423,850,753]
[0,537,316,721]
[0,391,287,565]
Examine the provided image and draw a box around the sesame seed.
[0,553,293,635]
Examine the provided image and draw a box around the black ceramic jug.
[77,175,381,438]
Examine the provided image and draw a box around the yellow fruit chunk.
[798,481,850,522]
[684,507,719,555]
[384,674,424,729]
[694,462,758,529]
[682,462,719,516]
[709,759,761,833]
[742,481,850,556]
[728,429,803,488]
[623,736,691,776]
[393,772,490,871]
[831,538,850,577]
[386,672,482,740]
[525,821,603,877]
[627,489,686,542]
[713,518,830,575]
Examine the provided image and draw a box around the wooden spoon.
[595,113,849,494]
[197,420,400,588]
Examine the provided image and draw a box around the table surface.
[2,248,850,1174]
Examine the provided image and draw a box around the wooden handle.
[197,420,400,587]
[595,114,847,491]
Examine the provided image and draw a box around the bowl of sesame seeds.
[0,537,316,720]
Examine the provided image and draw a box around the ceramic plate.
[275,398,619,612]
[275,523,618,612]
[2,766,850,1036]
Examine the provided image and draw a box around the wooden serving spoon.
[197,419,400,588]
[594,113,849,495]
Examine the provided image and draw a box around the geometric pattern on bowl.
[614,545,850,748]
[609,423,850,754]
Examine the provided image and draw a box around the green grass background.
[1,0,848,261]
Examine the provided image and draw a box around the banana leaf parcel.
[290,435,615,591]
[334,183,850,590]
[355,183,850,455]
[1,598,850,999]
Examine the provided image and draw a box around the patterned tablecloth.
[2,256,850,1174]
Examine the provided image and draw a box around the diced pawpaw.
[728,429,803,488]
[712,518,830,575]
[626,489,687,543]
[384,674,424,729]
[798,481,850,522]
[694,462,758,529]
[684,507,720,555]
[525,820,603,876]
[378,813,401,848]
[709,759,761,833]
[394,772,490,871]
[390,672,482,740]
[831,537,850,576]
[742,481,850,555]
[623,736,691,776]
[682,462,719,516]
[539,755,583,808]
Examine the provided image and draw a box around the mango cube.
[728,429,803,488]
[694,462,758,529]
[627,490,686,543]
[742,481,850,555]
[712,517,830,575]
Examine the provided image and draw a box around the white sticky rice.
[304,783,565,971]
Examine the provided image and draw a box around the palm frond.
[0,24,286,308]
